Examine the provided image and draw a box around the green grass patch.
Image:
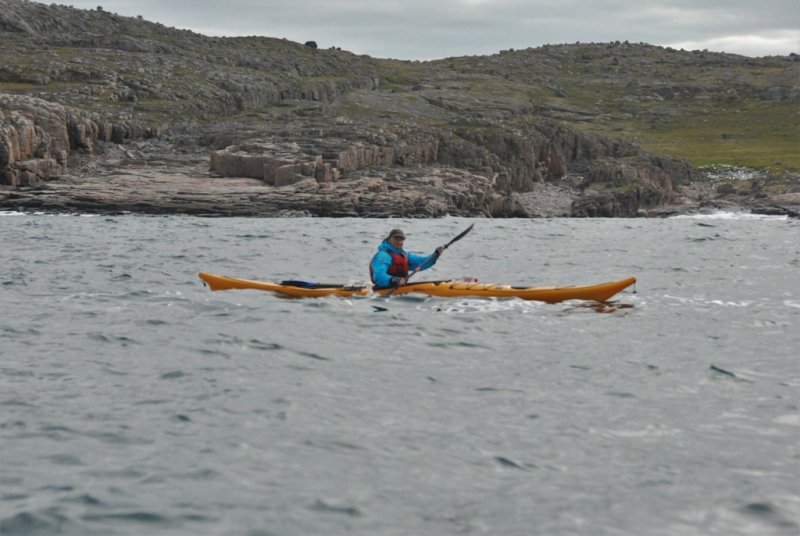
[374,59,426,87]
[0,82,41,91]
[632,101,799,172]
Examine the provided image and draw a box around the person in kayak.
[370,229,444,288]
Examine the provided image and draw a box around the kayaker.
[370,229,444,288]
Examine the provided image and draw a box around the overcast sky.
[56,0,799,60]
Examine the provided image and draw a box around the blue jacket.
[370,240,438,288]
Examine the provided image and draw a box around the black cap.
[387,228,406,239]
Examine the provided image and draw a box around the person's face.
[389,235,405,249]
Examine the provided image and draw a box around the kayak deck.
[199,272,636,303]
[198,272,371,298]
[376,278,637,303]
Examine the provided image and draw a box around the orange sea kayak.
[199,272,636,303]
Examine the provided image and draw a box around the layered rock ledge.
[2,95,798,218]
[2,137,797,218]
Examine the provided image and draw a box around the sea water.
[1,213,798,535]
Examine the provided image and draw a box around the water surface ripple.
[1,214,798,535]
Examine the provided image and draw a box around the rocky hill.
[1,0,798,217]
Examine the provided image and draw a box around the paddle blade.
[444,223,475,249]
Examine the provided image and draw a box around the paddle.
[386,223,475,295]
[439,222,475,257]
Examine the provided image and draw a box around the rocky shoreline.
[2,137,797,218]
[4,91,795,218]
[1,1,798,218]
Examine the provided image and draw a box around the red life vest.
[370,249,408,284]
[386,251,409,278]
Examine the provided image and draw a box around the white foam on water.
[605,424,683,438]
[416,297,545,314]
[671,211,788,221]
[774,414,800,427]
[0,210,98,217]
[663,294,758,308]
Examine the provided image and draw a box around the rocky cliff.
[1,0,797,217]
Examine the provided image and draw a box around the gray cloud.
[56,0,799,58]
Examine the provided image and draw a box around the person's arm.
[370,251,396,288]
[407,249,442,273]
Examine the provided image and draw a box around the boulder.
[210,149,278,180]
